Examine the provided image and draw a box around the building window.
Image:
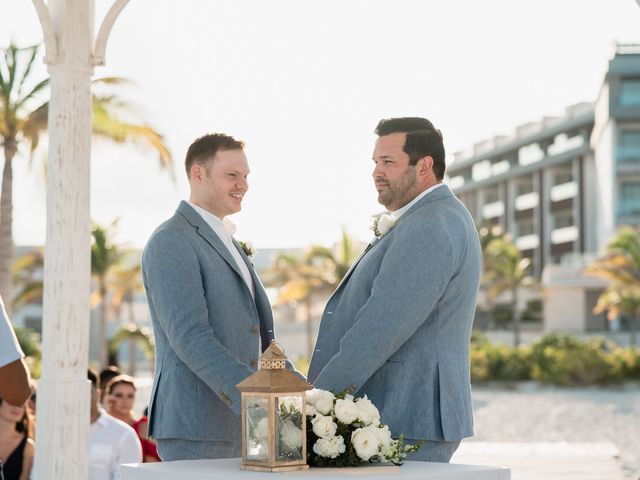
[516,218,535,237]
[618,130,640,164]
[552,210,574,229]
[552,167,573,186]
[619,79,640,106]
[619,182,640,216]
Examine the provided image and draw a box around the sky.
[2,0,640,250]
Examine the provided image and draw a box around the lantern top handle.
[260,340,288,370]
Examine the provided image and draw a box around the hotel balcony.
[482,201,504,219]
[551,225,579,244]
[516,234,539,250]
[550,181,578,202]
[515,192,539,211]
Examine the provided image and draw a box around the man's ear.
[418,156,434,177]
[190,163,202,181]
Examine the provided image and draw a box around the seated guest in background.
[99,366,122,409]
[89,369,142,480]
[0,396,35,480]
[105,375,160,462]
[0,296,31,406]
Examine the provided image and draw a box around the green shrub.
[529,334,614,385]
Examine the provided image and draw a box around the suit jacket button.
[251,325,260,334]
[250,358,258,369]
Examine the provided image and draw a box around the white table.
[122,458,510,480]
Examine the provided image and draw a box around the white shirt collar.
[187,201,236,236]
[389,183,447,220]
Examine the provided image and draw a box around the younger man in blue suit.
[142,134,278,460]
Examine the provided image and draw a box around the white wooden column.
[31,1,129,478]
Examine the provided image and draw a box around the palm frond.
[15,77,49,110]
[15,45,39,99]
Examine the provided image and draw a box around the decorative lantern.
[236,340,312,472]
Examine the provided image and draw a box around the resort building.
[447,43,640,333]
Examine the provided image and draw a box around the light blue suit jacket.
[141,201,275,441]
[308,186,481,442]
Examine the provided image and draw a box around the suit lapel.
[328,186,454,301]
[176,201,245,281]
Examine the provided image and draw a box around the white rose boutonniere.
[370,213,396,238]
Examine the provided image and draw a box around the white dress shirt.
[0,296,24,368]
[90,410,142,480]
[187,202,255,299]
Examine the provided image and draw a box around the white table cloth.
[122,458,510,480]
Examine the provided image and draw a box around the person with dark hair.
[105,375,160,462]
[308,117,481,463]
[0,396,35,480]
[142,133,290,460]
[88,369,141,480]
[99,366,122,408]
[0,296,31,407]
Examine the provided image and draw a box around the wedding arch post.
[30,1,129,478]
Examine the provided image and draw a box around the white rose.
[312,435,346,459]
[279,420,303,450]
[334,398,360,425]
[351,427,381,461]
[312,414,338,438]
[255,417,269,440]
[306,389,335,415]
[355,395,380,426]
[368,424,392,456]
[377,214,396,235]
[306,404,317,416]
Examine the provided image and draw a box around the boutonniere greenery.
[370,214,396,238]
[238,240,255,258]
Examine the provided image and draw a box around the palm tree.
[107,324,154,374]
[483,237,534,346]
[586,226,640,346]
[109,262,145,374]
[12,247,44,310]
[264,228,361,358]
[0,43,173,311]
[91,221,126,369]
[593,285,639,347]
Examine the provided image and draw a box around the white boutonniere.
[370,214,396,238]
[238,240,254,258]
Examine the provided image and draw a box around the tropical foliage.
[470,332,640,385]
[482,237,535,346]
[586,226,640,346]
[264,228,361,359]
[0,42,173,310]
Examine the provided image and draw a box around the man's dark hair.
[185,133,244,178]
[88,368,99,388]
[375,117,446,180]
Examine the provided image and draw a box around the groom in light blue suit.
[308,118,481,462]
[142,133,279,460]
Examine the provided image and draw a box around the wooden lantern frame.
[237,341,312,472]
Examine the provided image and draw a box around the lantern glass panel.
[245,396,269,463]
[274,395,304,462]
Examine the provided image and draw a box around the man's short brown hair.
[185,133,244,178]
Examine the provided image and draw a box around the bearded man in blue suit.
[308,117,481,463]
[142,133,281,461]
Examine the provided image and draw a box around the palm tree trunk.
[305,296,313,360]
[512,286,520,347]
[127,297,137,376]
[0,141,16,312]
[99,280,108,368]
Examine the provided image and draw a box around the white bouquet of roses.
[305,389,422,467]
